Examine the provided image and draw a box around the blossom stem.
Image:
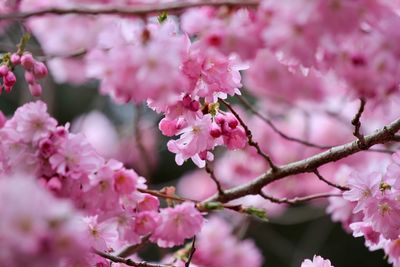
[205,161,225,196]
[259,191,343,205]
[220,99,278,171]
[93,248,176,267]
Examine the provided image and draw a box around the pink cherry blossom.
[301,255,334,267]
[150,202,203,247]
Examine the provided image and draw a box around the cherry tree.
[0,0,400,266]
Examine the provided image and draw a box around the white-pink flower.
[301,255,334,267]
[150,202,203,247]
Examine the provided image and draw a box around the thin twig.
[259,191,343,205]
[0,0,259,20]
[237,96,332,149]
[117,236,150,258]
[93,249,176,267]
[313,170,350,191]
[351,98,367,148]
[185,237,196,267]
[202,117,400,203]
[220,99,278,171]
[138,188,197,203]
[205,162,225,196]
[238,95,395,155]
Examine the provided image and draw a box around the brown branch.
[237,96,397,154]
[138,188,197,203]
[185,237,196,267]
[237,95,332,149]
[220,99,278,171]
[205,162,225,196]
[203,117,400,203]
[259,191,343,205]
[117,236,150,258]
[0,0,259,20]
[313,170,349,191]
[93,249,176,267]
[351,98,366,148]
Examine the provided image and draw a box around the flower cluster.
[0,176,88,267]
[0,52,48,96]
[0,101,204,266]
[324,151,400,265]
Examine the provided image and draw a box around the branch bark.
[203,117,400,203]
[259,191,343,205]
[0,0,259,20]
[93,249,176,267]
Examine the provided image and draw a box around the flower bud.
[33,62,48,79]
[4,71,16,87]
[25,71,35,84]
[29,83,42,97]
[0,65,9,76]
[209,124,222,138]
[21,53,35,70]
[10,53,21,65]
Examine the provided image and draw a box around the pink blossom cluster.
[160,96,247,167]
[0,176,88,267]
[0,52,48,96]
[190,217,263,267]
[0,101,204,266]
[325,151,400,266]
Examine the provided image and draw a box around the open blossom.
[343,172,381,212]
[49,134,104,179]
[167,114,217,167]
[301,255,334,267]
[183,44,245,103]
[363,195,400,240]
[82,216,118,251]
[150,202,203,247]
[8,101,57,145]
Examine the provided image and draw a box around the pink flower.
[82,216,118,251]
[301,255,334,267]
[10,101,57,145]
[167,114,217,167]
[192,217,262,267]
[113,168,139,195]
[343,172,381,212]
[136,194,160,212]
[350,221,382,250]
[134,211,160,235]
[151,202,203,247]
[49,134,104,179]
[363,195,400,240]
[183,44,244,103]
[0,176,89,266]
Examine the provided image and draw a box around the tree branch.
[205,162,225,196]
[237,95,332,149]
[185,237,196,267]
[220,99,278,171]
[0,0,259,20]
[93,249,176,267]
[351,98,366,148]
[313,169,349,191]
[259,191,343,205]
[203,117,400,203]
